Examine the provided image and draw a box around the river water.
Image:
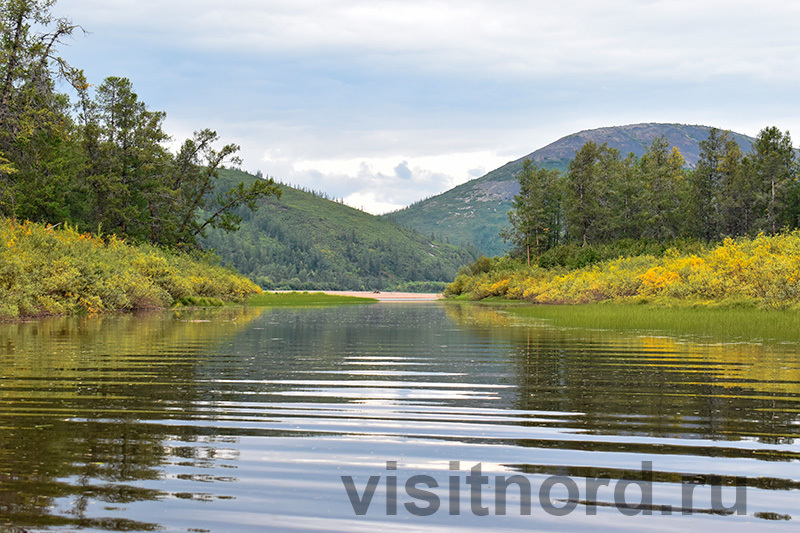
[0,303,798,531]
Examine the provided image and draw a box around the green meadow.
[246,292,377,307]
[506,303,800,344]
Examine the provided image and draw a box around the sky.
[52,0,800,214]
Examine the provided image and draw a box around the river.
[0,302,798,531]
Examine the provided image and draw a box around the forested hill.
[385,123,757,256]
[200,169,480,291]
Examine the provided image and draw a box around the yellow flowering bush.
[0,218,261,318]
[446,232,800,309]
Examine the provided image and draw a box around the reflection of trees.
[0,308,261,530]
[443,303,800,448]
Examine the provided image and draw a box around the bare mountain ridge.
[385,123,757,256]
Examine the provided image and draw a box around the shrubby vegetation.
[0,219,261,318]
[446,231,800,309]
[449,127,800,308]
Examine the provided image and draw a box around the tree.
[76,78,281,247]
[607,152,643,240]
[502,159,560,266]
[167,129,282,248]
[715,138,756,237]
[564,141,600,246]
[563,141,623,245]
[0,0,82,219]
[689,128,728,240]
[78,76,171,238]
[751,126,796,234]
[638,136,687,241]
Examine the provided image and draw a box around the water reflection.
[0,308,261,530]
[0,303,798,531]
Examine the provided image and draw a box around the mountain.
[384,123,757,257]
[200,169,479,291]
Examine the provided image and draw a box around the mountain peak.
[521,122,754,169]
[385,123,757,256]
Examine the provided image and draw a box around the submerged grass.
[506,303,800,343]
[246,292,377,307]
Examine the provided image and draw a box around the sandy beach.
[312,290,443,302]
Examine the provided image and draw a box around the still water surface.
[1,303,799,531]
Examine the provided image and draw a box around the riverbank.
[299,290,443,302]
[0,219,261,319]
[445,232,800,310]
[247,291,379,306]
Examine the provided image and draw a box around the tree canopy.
[0,0,280,248]
[504,128,799,260]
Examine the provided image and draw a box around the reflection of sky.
[54,1,800,213]
[4,304,800,529]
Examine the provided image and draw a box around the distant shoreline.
[272,290,443,302]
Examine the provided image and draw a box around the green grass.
[506,303,800,344]
[246,292,377,307]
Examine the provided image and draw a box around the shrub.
[446,231,800,309]
[0,218,261,318]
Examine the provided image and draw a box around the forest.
[503,127,799,265]
[200,169,479,292]
[446,127,800,308]
[0,0,279,248]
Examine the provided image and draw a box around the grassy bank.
[0,219,262,319]
[505,303,800,343]
[446,232,800,310]
[246,292,377,306]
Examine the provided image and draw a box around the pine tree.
[502,159,561,265]
[751,126,796,234]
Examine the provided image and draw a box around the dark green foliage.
[464,255,495,276]
[505,128,799,264]
[689,127,727,240]
[200,169,479,291]
[73,78,281,248]
[0,2,280,249]
[502,159,561,264]
[0,0,83,220]
[537,239,707,270]
[563,142,628,245]
[387,124,760,256]
[751,127,796,234]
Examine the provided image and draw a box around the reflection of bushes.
[446,232,800,309]
[0,306,262,529]
[0,219,261,318]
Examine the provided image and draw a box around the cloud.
[54,0,800,215]
[62,1,800,81]
[257,150,507,214]
[394,161,412,180]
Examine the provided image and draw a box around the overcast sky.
[54,0,800,214]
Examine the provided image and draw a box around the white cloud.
[55,0,800,213]
[62,0,800,80]
[258,150,507,214]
